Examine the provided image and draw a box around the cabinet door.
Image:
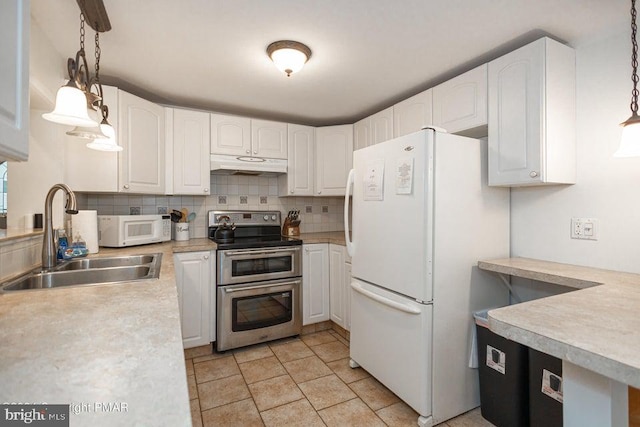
[210,113,251,156]
[302,244,330,325]
[329,244,346,329]
[0,0,29,161]
[279,124,314,196]
[251,119,287,159]
[315,125,353,196]
[353,117,370,151]
[172,108,211,195]
[65,85,119,192]
[344,261,352,331]
[370,107,394,145]
[488,37,575,186]
[433,64,487,134]
[118,90,165,194]
[174,251,214,349]
[393,89,433,138]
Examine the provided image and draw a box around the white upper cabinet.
[279,124,314,196]
[370,107,394,145]
[169,108,210,195]
[315,125,353,196]
[210,114,287,159]
[118,90,166,194]
[0,0,29,161]
[65,86,120,192]
[251,119,287,159]
[210,113,251,156]
[433,64,487,135]
[393,89,433,138]
[353,116,370,151]
[488,37,576,186]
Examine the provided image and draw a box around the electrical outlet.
[571,218,599,240]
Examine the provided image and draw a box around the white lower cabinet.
[329,243,351,331]
[174,251,215,349]
[302,244,330,325]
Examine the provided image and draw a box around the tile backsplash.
[80,175,345,238]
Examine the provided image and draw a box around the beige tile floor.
[184,329,494,427]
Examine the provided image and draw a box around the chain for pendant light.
[94,31,101,81]
[631,0,639,115]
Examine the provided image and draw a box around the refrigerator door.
[350,130,433,302]
[350,278,433,418]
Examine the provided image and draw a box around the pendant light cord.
[631,0,639,115]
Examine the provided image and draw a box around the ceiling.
[31,0,628,126]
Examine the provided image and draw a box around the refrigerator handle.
[344,168,355,257]
[351,282,421,314]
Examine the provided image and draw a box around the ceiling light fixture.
[267,40,312,77]
[615,0,640,157]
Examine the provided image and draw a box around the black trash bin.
[528,348,563,427]
[474,310,529,427]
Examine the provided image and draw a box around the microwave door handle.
[224,247,301,257]
[224,280,300,293]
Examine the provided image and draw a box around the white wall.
[511,29,640,274]
[7,17,66,229]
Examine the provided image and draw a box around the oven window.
[231,256,292,277]
[232,291,293,331]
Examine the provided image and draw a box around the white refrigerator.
[344,129,509,427]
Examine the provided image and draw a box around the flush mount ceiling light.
[267,40,312,77]
[615,0,640,157]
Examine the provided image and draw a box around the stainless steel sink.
[1,253,162,292]
[53,254,157,271]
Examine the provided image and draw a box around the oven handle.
[223,247,301,257]
[224,280,301,293]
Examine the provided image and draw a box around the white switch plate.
[571,218,599,240]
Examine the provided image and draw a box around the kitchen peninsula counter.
[479,257,640,426]
[0,238,216,427]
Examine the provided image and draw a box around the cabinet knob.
[305,248,309,253]
[123,184,130,190]
[253,150,258,154]
[204,188,209,193]
[317,191,321,194]
[203,255,209,260]
[290,189,294,194]
[529,171,539,178]
[246,149,250,154]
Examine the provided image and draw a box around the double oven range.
[209,210,302,352]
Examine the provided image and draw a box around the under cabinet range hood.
[210,154,287,176]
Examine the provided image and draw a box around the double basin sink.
[1,253,162,292]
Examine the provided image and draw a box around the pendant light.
[615,0,640,157]
[267,40,312,77]
[43,12,98,128]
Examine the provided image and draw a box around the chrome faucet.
[42,184,78,269]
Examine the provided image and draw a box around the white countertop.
[478,257,640,388]
[0,238,217,427]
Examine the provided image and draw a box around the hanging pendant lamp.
[615,0,640,157]
[43,13,100,128]
[87,105,121,151]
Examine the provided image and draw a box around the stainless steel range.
[209,210,302,352]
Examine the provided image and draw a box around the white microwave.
[98,215,171,247]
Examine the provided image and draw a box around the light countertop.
[0,238,216,427]
[0,228,43,243]
[479,257,640,388]
[299,231,347,245]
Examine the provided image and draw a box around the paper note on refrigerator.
[396,157,414,194]
[363,159,385,201]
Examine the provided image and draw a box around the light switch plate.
[571,217,599,240]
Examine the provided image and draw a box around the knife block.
[282,218,300,237]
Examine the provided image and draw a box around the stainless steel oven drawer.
[216,278,302,351]
[217,246,302,285]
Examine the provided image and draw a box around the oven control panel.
[209,210,281,227]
